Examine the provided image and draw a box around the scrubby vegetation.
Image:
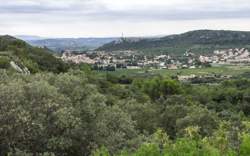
[0,35,68,73]
[1,68,250,156]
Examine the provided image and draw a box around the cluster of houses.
[198,48,250,64]
[61,52,96,64]
[61,50,206,71]
[61,48,250,71]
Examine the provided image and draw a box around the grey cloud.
[0,5,61,13]
[80,8,250,22]
[0,0,250,21]
[0,0,94,13]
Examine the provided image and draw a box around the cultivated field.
[95,65,250,78]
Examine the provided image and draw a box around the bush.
[0,57,10,68]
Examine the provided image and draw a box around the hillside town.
[195,48,250,64]
[61,48,250,71]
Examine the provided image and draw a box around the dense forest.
[1,36,250,156]
[98,30,250,55]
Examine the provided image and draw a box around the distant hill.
[0,35,68,73]
[16,35,46,41]
[98,30,250,55]
[26,38,119,52]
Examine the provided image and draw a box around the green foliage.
[0,71,140,155]
[240,133,250,156]
[8,149,55,156]
[1,65,250,155]
[93,128,241,156]
[92,147,110,156]
[0,57,10,68]
[133,77,182,100]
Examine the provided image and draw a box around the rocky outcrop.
[10,61,30,75]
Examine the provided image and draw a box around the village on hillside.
[61,48,250,71]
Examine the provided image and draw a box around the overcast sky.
[0,0,250,37]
